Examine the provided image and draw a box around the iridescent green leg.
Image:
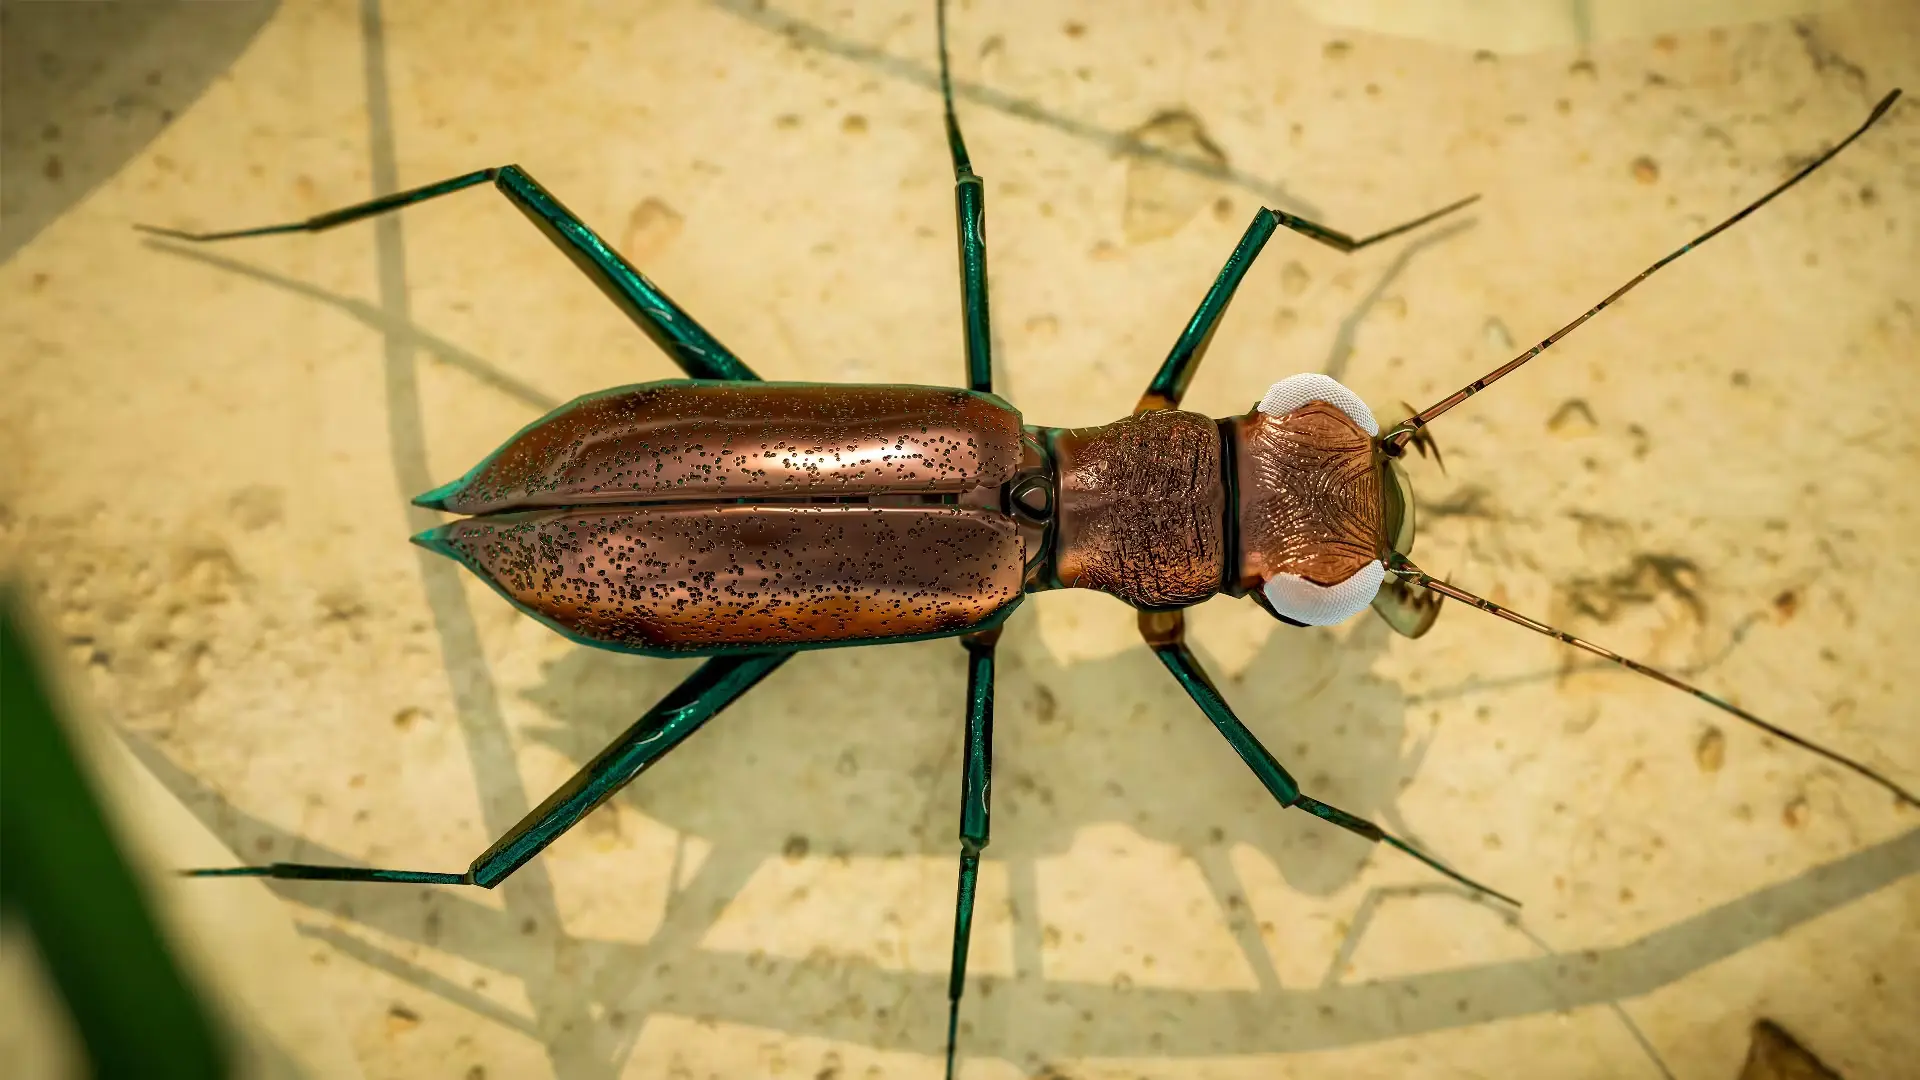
[938,0,992,394]
[184,651,792,887]
[1138,611,1517,906]
[1137,197,1478,412]
[136,166,759,382]
[1137,209,1279,412]
[945,628,997,1080]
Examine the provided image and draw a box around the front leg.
[1137,195,1479,414]
[1138,609,1515,905]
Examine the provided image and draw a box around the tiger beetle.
[138,2,1911,1074]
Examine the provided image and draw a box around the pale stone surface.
[3,1,1916,1078]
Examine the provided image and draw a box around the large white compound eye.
[1263,560,1385,626]
[1258,373,1378,436]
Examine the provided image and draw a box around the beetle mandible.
[139,2,1912,1075]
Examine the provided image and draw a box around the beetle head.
[1241,374,1399,628]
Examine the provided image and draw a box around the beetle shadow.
[122,628,1920,1080]
[519,602,1422,908]
[706,0,1325,218]
[512,594,1439,1070]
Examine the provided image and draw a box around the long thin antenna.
[1382,88,1902,455]
[1385,553,1917,808]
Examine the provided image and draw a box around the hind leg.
[138,166,759,382]
[1140,610,1517,905]
[185,651,792,887]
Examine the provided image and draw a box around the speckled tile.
[3,2,1915,1078]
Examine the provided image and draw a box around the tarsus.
[937,0,970,178]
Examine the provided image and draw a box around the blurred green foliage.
[2,584,230,1078]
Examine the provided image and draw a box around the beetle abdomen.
[1049,409,1226,608]
[417,381,1023,514]
[419,505,1024,654]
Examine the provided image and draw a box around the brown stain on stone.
[622,196,684,264]
[1120,109,1228,244]
[1739,1019,1843,1080]
[1696,726,1726,772]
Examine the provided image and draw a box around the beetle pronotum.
[138,2,1910,1075]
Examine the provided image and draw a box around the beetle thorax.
[1048,409,1228,608]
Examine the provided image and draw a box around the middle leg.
[943,627,997,1080]
[938,0,993,395]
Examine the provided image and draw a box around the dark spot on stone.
[1559,552,1706,626]
[1033,684,1057,724]
[386,1003,421,1032]
[1741,1018,1844,1080]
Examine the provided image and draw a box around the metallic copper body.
[423,381,1024,514]
[431,505,1024,651]
[1231,400,1383,588]
[422,381,1389,645]
[1050,409,1226,608]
